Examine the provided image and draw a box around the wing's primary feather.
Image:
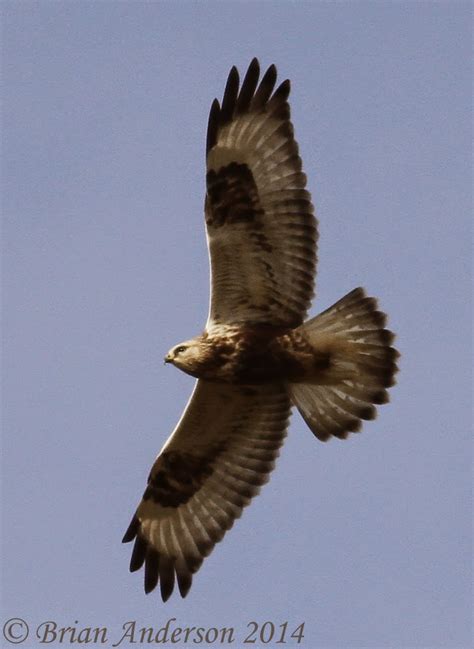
[205,58,318,330]
[123,380,290,601]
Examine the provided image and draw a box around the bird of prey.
[123,58,398,602]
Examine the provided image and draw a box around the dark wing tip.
[177,572,193,598]
[266,63,277,79]
[206,98,221,155]
[272,78,291,103]
[207,59,288,156]
[176,558,193,598]
[129,535,147,572]
[220,65,240,125]
[144,548,160,594]
[126,527,183,601]
[267,78,291,119]
[161,585,173,603]
[159,556,176,602]
[236,58,261,114]
[122,515,139,543]
[252,63,278,109]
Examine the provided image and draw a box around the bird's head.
[164,337,208,377]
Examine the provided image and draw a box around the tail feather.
[289,287,398,442]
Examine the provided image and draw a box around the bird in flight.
[123,58,398,602]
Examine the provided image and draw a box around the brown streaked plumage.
[123,59,398,602]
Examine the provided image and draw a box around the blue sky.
[2,2,471,647]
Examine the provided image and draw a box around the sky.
[1,2,472,648]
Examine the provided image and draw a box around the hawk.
[123,59,398,602]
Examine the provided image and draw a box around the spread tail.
[289,287,399,441]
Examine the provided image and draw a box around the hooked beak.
[163,354,172,365]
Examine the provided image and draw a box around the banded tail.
[289,288,399,441]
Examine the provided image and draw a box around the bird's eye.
[176,346,187,354]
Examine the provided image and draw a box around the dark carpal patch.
[143,450,218,508]
[206,162,264,227]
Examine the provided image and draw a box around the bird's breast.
[192,328,314,384]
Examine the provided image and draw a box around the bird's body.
[165,326,325,384]
[123,59,399,602]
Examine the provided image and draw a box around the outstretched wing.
[205,58,317,330]
[123,381,290,601]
